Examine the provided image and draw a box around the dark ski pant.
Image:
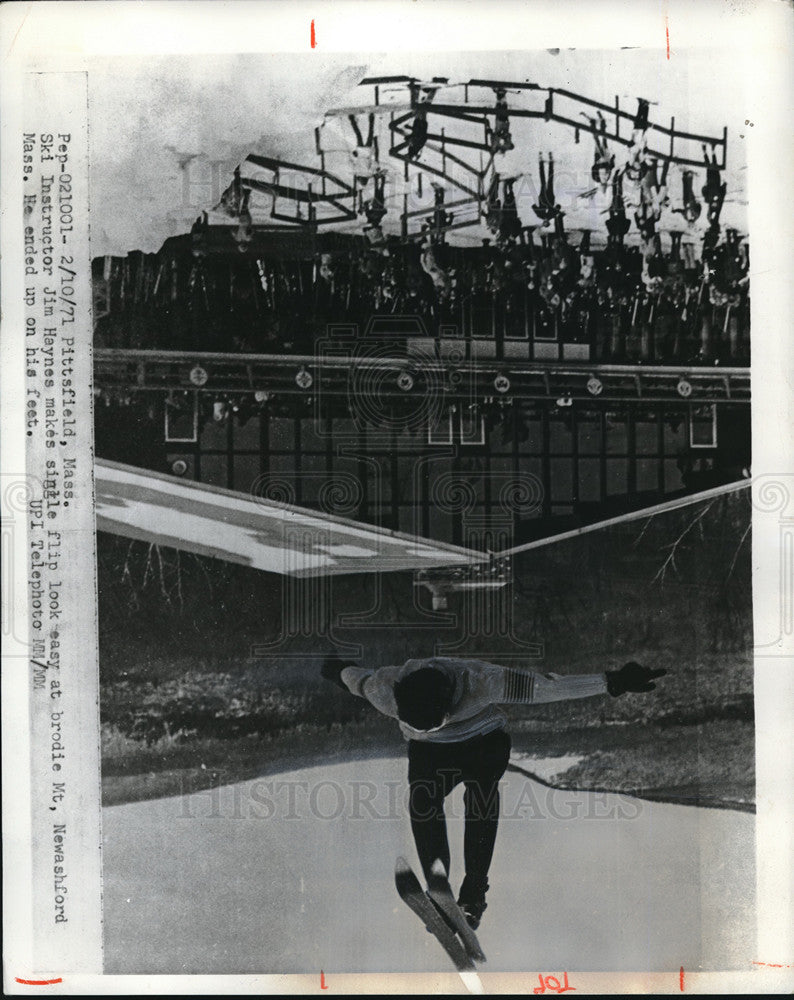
[408,729,511,887]
[348,112,375,148]
[538,155,555,210]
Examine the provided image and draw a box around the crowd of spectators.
[94,98,749,366]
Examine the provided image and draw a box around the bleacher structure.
[240,74,728,239]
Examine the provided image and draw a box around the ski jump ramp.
[95,458,750,577]
[95,459,481,577]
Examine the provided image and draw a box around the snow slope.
[102,756,754,975]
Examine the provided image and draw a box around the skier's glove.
[605,661,667,697]
[321,655,356,691]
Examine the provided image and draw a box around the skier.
[321,655,666,929]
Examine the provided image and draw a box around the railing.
[349,76,728,169]
[93,349,749,404]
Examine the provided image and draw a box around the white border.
[2,0,792,993]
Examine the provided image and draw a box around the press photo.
[87,46,755,979]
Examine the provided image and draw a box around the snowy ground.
[102,755,754,975]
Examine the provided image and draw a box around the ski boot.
[457,875,489,930]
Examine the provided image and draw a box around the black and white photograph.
[2,2,793,994]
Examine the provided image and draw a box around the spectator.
[429,183,453,241]
[491,88,515,153]
[605,169,631,246]
[701,144,727,225]
[639,157,670,221]
[532,153,563,224]
[484,171,502,236]
[625,97,651,181]
[348,112,377,181]
[232,192,253,253]
[361,169,388,227]
[405,83,439,160]
[671,169,702,225]
[217,165,247,217]
[498,177,523,245]
[578,233,596,290]
[318,252,335,285]
[581,110,615,192]
[190,211,209,257]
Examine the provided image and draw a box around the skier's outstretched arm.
[468,659,667,705]
[339,665,373,697]
[320,657,401,718]
[320,656,370,695]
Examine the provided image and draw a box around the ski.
[394,857,476,972]
[426,859,487,963]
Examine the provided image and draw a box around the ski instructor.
[321,655,666,929]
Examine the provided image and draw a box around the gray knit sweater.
[341,656,608,743]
